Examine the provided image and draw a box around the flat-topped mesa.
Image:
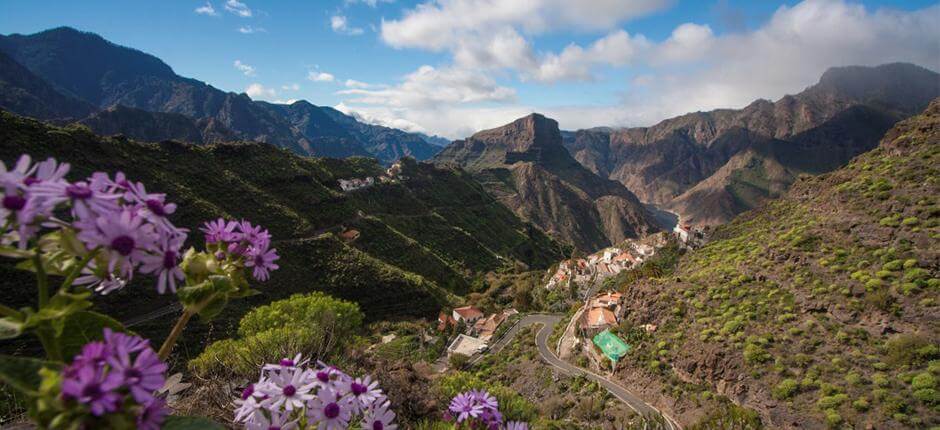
[438,113,578,169]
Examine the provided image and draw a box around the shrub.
[772,379,799,400]
[913,388,938,405]
[911,372,936,390]
[885,333,938,366]
[824,409,842,428]
[852,398,869,411]
[816,393,848,409]
[190,293,364,378]
[744,343,772,364]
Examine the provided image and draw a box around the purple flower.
[31,174,120,221]
[362,399,397,430]
[107,345,167,404]
[201,218,238,244]
[469,389,498,412]
[259,366,316,412]
[60,363,122,416]
[77,208,157,279]
[125,180,181,233]
[344,375,383,412]
[448,392,484,423]
[504,421,529,430]
[245,410,298,430]
[245,242,279,282]
[102,327,149,354]
[138,233,186,294]
[0,155,38,189]
[306,386,353,429]
[73,267,128,295]
[136,398,168,430]
[236,220,271,249]
[29,157,70,185]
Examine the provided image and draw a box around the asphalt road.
[484,314,681,430]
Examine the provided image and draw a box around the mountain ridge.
[563,62,940,225]
[0,26,439,163]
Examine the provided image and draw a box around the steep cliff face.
[436,113,658,251]
[564,63,940,225]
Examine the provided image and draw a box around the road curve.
[481,314,681,430]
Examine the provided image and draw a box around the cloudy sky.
[2,0,938,138]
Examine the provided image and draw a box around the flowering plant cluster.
[32,329,169,429]
[0,153,280,428]
[447,390,528,430]
[235,354,397,430]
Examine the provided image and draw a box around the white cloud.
[274,98,299,105]
[344,0,394,7]
[238,25,266,34]
[339,0,939,138]
[308,71,336,83]
[331,15,365,35]
[344,79,384,89]
[281,83,301,91]
[245,83,276,100]
[233,60,256,76]
[224,0,252,17]
[194,1,218,16]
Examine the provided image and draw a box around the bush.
[448,353,470,369]
[190,292,364,378]
[913,388,938,405]
[824,409,842,428]
[911,372,936,390]
[744,343,772,364]
[772,379,799,400]
[885,333,938,366]
[852,398,869,411]
[817,393,848,409]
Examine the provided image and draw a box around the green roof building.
[592,329,631,362]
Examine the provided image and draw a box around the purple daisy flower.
[344,375,383,412]
[245,242,279,281]
[306,386,353,430]
[125,180,181,234]
[469,389,498,411]
[106,345,167,404]
[28,157,70,185]
[236,219,271,249]
[138,233,186,294]
[201,218,238,244]
[77,208,157,279]
[362,399,398,430]
[136,398,168,430]
[103,328,149,355]
[246,410,298,430]
[73,266,128,295]
[31,175,120,221]
[448,392,484,423]
[0,154,38,189]
[60,362,122,416]
[505,421,529,430]
[259,366,317,412]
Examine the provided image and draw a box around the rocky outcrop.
[435,113,658,251]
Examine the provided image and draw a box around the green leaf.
[56,311,126,359]
[162,415,225,430]
[0,245,34,259]
[178,275,236,318]
[0,317,24,340]
[0,354,60,395]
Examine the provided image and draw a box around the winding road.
[479,314,681,430]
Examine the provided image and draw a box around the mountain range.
[563,62,940,225]
[0,27,444,163]
[434,113,659,251]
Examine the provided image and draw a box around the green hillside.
[0,111,564,354]
[614,100,939,428]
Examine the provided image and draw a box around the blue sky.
[2,0,938,137]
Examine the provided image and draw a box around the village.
[337,160,405,192]
[436,223,707,371]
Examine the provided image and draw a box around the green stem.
[157,310,194,361]
[34,253,48,308]
[0,303,22,319]
[36,328,63,362]
[60,247,101,291]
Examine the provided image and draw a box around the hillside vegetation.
[0,111,564,355]
[614,99,939,428]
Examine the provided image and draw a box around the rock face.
[563,63,940,225]
[435,113,658,251]
[0,27,438,163]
